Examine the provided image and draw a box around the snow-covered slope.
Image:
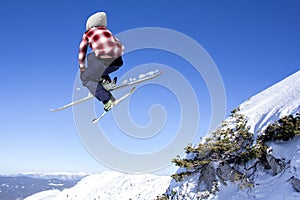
[25,190,61,200]
[25,171,171,200]
[166,70,300,199]
[239,70,300,134]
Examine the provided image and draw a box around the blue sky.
[0,0,299,175]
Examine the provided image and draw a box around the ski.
[92,87,136,124]
[50,70,162,112]
[49,93,94,112]
[107,70,163,91]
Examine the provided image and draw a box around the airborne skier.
[78,12,124,111]
[50,11,163,122]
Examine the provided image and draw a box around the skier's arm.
[78,34,89,70]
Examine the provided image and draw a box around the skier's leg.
[99,66,119,91]
[85,52,106,82]
[95,83,112,103]
[102,65,120,76]
[80,52,112,104]
[83,81,111,103]
[100,56,123,82]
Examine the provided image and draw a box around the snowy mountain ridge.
[12,172,89,180]
[25,171,171,200]
[239,70,300,134]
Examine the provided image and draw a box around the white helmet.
[86,12,107,31]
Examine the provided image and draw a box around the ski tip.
[91,119,98,124]
[50,108,62,112]
[156,70,163,74]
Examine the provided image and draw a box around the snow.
[48,183,64,187]
[25,190,61,200]
[167,70,300,199]
[239,70,300,134]
[25,171,171,200]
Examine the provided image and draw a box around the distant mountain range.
[13,172,89,181]
[0,173,87,200]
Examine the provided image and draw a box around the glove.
[79,66,86,82]
[80,70,85,81]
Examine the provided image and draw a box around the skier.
[78,12,124,111]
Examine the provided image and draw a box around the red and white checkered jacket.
[78,26,124,68]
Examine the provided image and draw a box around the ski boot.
[100,75,117,91]
[103,95,116,111]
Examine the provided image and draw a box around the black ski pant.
[80,52,122,104]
